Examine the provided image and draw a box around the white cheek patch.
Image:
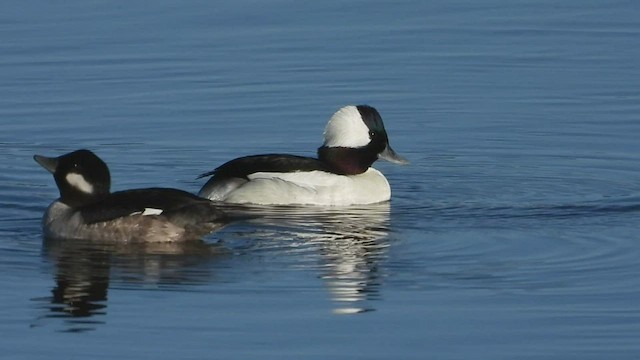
[130,208,164,216]
[65,173,94,194]
[323,105,371,148]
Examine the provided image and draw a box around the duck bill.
[378,144,408,165]
[34,155,59,174]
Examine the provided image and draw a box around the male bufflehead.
[198,105,408,206]
[35,149,234,242]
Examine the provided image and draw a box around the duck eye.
[369,131,376,138]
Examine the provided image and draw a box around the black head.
[34,149,111,207]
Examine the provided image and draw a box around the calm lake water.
[1,0,639,358]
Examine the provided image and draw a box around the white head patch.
[323,105,370,148]
[65,173,94,194]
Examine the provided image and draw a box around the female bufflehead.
[35,149,234,242]
[198,105,408,206]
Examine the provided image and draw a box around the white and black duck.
[198,105,408,206]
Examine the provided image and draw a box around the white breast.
[221,168,392,206]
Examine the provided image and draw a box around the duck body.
[198,155,392,206]
[35,150,233,242]
[198,105,407,206]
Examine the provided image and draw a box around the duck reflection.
[45,239,110,321]
[232,202,391,314]
[38,237,225,332]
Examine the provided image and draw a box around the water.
[1,0,639,358]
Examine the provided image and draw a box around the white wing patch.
[130,208,164,216]
[65,173,94,194]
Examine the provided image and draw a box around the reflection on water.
[320,235,387,315]
[35,238,226,332]
[229,202,392,314]
[48,241,109,321]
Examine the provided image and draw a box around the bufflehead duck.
[198,105,408,206]
[35,149,235,242]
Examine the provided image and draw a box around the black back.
[79,188,219,224]
[198,154,330,181]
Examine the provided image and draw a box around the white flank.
[323,105,370,148]
[226,168,391,206]
[65,173,94,194]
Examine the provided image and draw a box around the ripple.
[395,194,640,227]
[388,195,640,302]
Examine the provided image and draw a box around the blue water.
[1,0,640,358]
